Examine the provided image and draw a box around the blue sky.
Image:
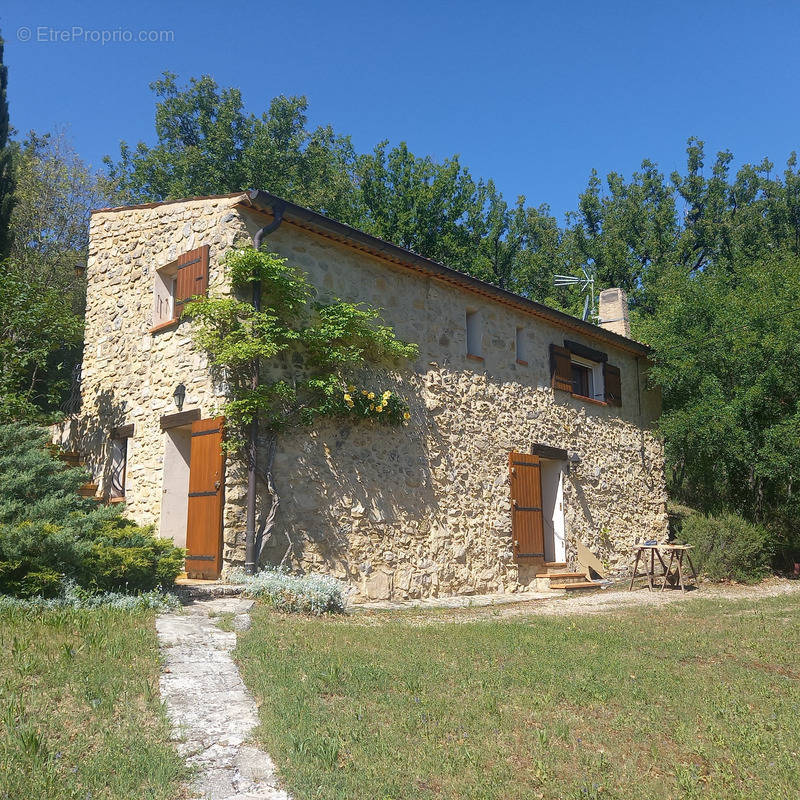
[3,0,800,222]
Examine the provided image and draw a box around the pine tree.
[0,31,15,260]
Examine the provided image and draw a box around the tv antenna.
[554,266,597,322]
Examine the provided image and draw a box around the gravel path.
[156,597,290,800]
[352,577,800,622]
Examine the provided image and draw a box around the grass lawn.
[0,606,185,800]
[236,593,800,800]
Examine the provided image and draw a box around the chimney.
[598,288,630,338]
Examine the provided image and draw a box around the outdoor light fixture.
[173,383,186,411]
[74,263,86,278]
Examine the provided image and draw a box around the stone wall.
[72,195,668,602]
[226,210,668,599]
[70,197,248,532]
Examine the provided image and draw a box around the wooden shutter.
[604,363,622,407]
[550,343,573,393]
[173,245,210,318]
[509,451,545,559]
[185,416,225,579]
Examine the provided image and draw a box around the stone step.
[536,570,586,580]
[550,580,602,591]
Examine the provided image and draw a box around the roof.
[92,190,649,356]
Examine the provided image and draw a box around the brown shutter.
[174,245,210,318]
[185,416,225,579]
[604,363,622,406]
[550,343,573,392]
[509,451,545,559]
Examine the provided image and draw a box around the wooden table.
[629,544,698,592]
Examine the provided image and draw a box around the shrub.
[0,580,180,611]
[679,512,775,583]
[0,423,186,598]
[231,568,347,614]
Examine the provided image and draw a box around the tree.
[0,259,83,421]
[0,423,185,597]
[0,129,109,420]
[106,74,558,296]
[184,246,418,566]
[12,129,110,302]
[0,30,15,259]
[105,73,361,223]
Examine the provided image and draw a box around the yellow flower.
[361,390,369,396]
[343,393,352,401]
[368,392,375,400]
[375,405,383,412]
[347,384,355,393]
[403,411,411,420]
[369,404,375,411]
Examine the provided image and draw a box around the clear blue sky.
[3,0,800,221]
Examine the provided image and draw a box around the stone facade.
[67,194,668,602]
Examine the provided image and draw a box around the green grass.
[236,594,800,800]
[0,606,186,800]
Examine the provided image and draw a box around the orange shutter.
[185,416,225,579]
[509,451,545,559]
[550,343,573,393]
[174,245,210,318]
[604,363,622,406]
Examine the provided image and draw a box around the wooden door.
[185,417,225,579]
[509,451,545,559]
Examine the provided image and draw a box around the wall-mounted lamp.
[566,451,581,476]
[74,263,86,279]
[173,383,186,411]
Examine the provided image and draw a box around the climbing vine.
[183,245,418,563]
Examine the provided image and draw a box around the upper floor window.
[550,342,622,407]
[151,245,210,332]
[466,310,483,360]
[515,326,528,365]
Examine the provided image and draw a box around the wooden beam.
[160,409,201,430]
[110,423,134,439]
[531,443,569,461]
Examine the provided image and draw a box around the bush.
[0,580,180,611]
[231,568,347,614]
[679,512,775,583]
[0,423,185,598]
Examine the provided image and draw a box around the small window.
[515,327,528,365]
[570,355,604,401]
[151,245,210,332]
[109,438,128,500]
[466,310,482,359]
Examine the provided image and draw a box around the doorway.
[160,426,191,549]
[159,415,225,579]
[540,459,566,563]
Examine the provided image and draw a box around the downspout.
[244,193,285,575]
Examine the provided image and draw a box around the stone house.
[56,190,668,601]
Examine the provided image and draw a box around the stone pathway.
[156,597,290,800]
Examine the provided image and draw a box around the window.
[515,327,528,365]
[570,355,603,401]
[108,424,133,500]
[151,245,210,332]
[571,361,593,398]
[551,342,623,407]
[466,310,482,359]
[109,439,128,499]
